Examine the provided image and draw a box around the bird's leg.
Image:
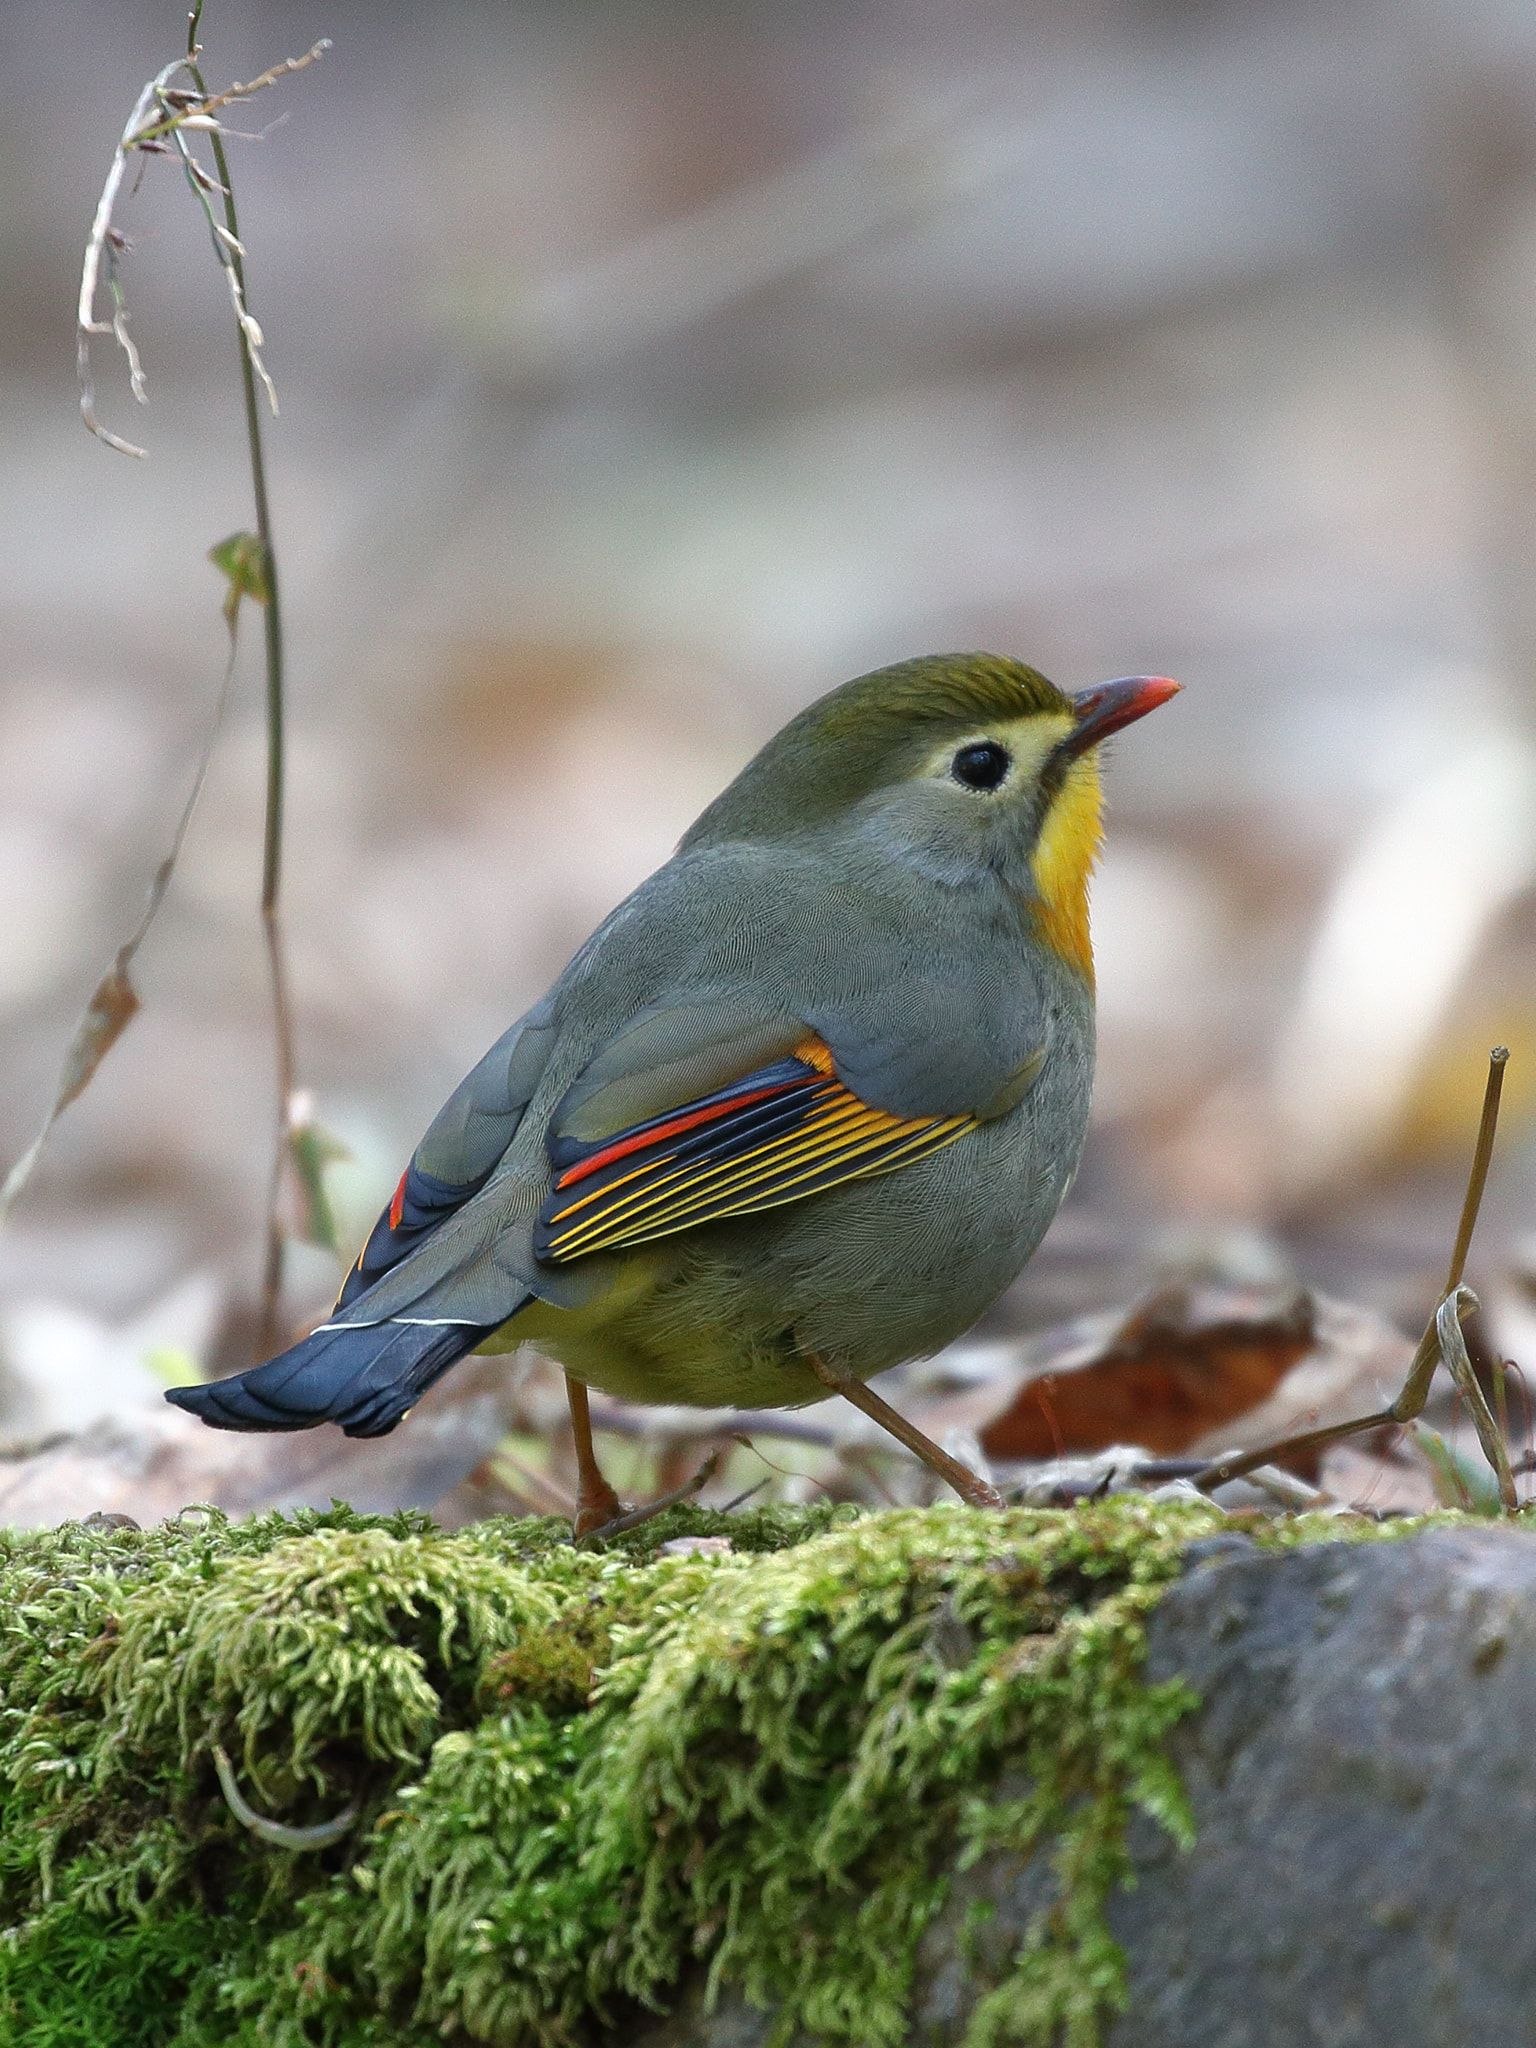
[574,1450,724,1547]
[805,1353,1007,1510]
[565,1373,626,1535]
[565,1373,723,1543]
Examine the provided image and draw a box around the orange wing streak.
[792,1034,837,1076]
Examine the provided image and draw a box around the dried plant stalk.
[12,2,330,1358]
[1196,1050,1517,1509]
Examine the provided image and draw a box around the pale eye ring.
[950,740,1012,792]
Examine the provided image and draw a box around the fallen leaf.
[974,1283,1414,1477]
[0,966,139,1218]
[979,1280,1316,1461]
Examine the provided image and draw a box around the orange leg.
[565,1374,625,1535]
[806,1354,1006,1510]
[564,1373,724,1544]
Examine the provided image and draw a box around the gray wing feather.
[412,995,558,1188]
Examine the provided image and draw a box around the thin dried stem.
[105,257,148,404]
[159,101,279,414]
[129,39,330,148]
[1444,1046,1509,1293]
[68,3,322,1351]
[1195,1050,1515,1502]
[76,28,325,453]
[77,62,183,454]
[175,31,299,1356]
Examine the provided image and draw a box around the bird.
[168,654,1178,1529]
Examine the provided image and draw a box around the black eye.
[950,741,1011,791]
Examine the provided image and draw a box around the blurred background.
[3,0,1536,1521]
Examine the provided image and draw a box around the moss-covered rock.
[0,1497,1443,2048]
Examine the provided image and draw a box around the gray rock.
[1106,1527,1536,2046]
[629,1526,1536,2047]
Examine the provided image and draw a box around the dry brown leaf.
[975,1282,1414,1477]
[53,962,141,1115]
[0,964,140,1218]
[979,1280,1314,1461]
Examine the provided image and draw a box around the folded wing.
[534,1036,976,1263]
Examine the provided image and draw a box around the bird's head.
[684,653,1179,982]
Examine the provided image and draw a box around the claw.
[572,1479,627,1538]
[574,1451,722,1546]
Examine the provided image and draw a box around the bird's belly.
[747,1109,1074,1370]
[516,1261,824,1409]
[513,1087,1083,1412]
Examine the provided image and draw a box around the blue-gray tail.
[165,1313,506,1438]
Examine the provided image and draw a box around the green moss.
[1,1900,241,2048]
[0,1496,1453,2048]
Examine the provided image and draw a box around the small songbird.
[169,655,1177,1526]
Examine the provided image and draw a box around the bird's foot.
[571,1475,627,1538]
[573,1450,723,1546]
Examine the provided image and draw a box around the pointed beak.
[1063,675,1180,757]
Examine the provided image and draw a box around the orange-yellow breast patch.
[1030,756,1103,984]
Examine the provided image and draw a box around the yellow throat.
[1030,755,1103,985]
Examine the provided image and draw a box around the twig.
[1220,1464,1329,1511]
[210,1742,356,1851]
[575,1450,724,1546]
[1443,1046,1508,1292]
[67,3,324,1353]
[77,63,184,455]
[717,1478,771,1513]
[77,27,325,451]
[1195,1050,1515,1503]
[179,14,304,1353]
[130,39,330,148]
[158,95,279,414]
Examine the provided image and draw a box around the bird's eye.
[950,741,1012,792]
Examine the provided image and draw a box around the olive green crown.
[817,654,1069,739]
[683,654,1070,847]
